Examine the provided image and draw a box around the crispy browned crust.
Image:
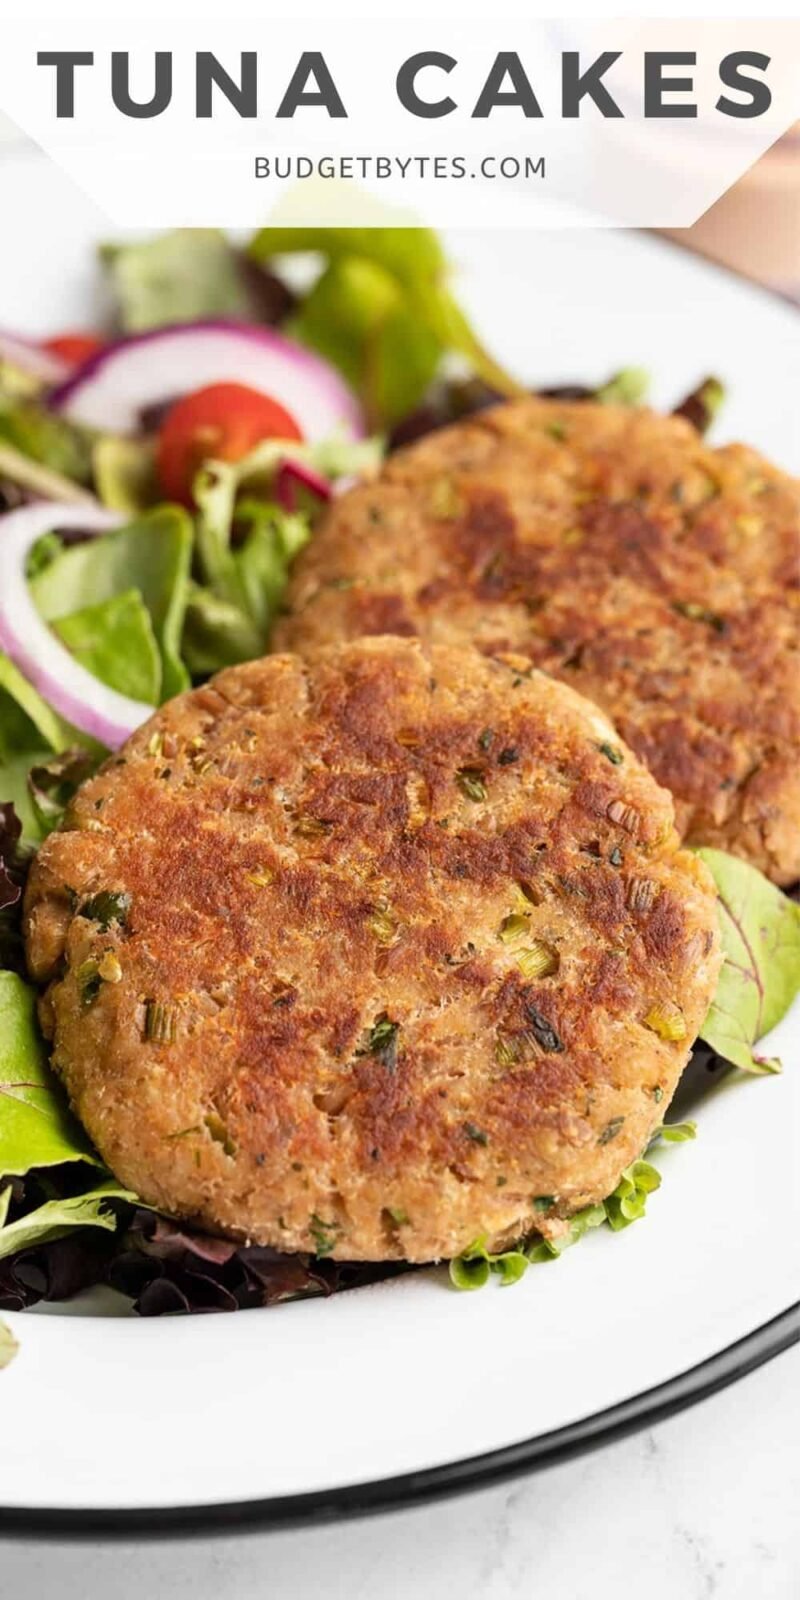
[276,400,800,884]
[24,640,720,1262]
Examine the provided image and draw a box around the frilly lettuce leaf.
[449,1121,697,1290]
[0,973,102,1178]
[696,848,800,1075]
[100,229,255,332]
[0,1178,137,1262]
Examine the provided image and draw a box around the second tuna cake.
[25,639,720,1262]
[276,398,800,884]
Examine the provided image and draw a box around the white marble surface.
[2,1343,798,1598]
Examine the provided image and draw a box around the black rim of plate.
[1,1301,797,1540]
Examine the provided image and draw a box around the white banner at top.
[0,14,798,228]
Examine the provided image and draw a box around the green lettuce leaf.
[0,655,77,840]
[54,591,161,705]
[0,654,72,759]
[0,972,102,1178]
[234,500,310,637]
[192,461,311,657]
[0,1178,137,1261]
[696,848,800,1074]
[291,255,440,426]
[0,392,93,485]
[30,508,193,702]
[181,584,264,679]
[249,225,522,426]
[101,229,256,332]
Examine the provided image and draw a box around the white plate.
[0,151,799,1532]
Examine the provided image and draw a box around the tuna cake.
[24,639,720,1263]
[276,398,800,885]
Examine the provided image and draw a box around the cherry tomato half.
[156,382,303,505]
[43,332,105,366]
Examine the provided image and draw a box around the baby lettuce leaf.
[696,848,800,1074]
[0,972,102,1177]
[0,1179,136,1261]
[291,255,441,427]
[181,584,266,679]
[0,656,77,840]
[193,462,310,655]
[30,508,193,702]
[101,229,257,332]
[0,1315,17,1368]
[249,225,522,426]
[54,590,161,706]
[234,500,310,637]
[0,654,72,760]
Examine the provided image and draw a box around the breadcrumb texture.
[25,640,721,1262]
[277,399,800,884]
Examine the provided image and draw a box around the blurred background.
[663,124,800,305]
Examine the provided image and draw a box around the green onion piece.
[457,767,487,803]
[144,1000,178,1044]
[644,1002,687,1042]
[515,942,559,980]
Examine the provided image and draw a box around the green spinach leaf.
[696,848,800,1074]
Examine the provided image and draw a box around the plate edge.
[1,1300,797,1542]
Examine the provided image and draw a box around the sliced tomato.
[43,332,105,366]
[156,382,303,505]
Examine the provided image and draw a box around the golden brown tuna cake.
[276,399,800,885]
[25,639,720,1263]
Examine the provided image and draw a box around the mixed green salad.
[0,226,798,1353]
